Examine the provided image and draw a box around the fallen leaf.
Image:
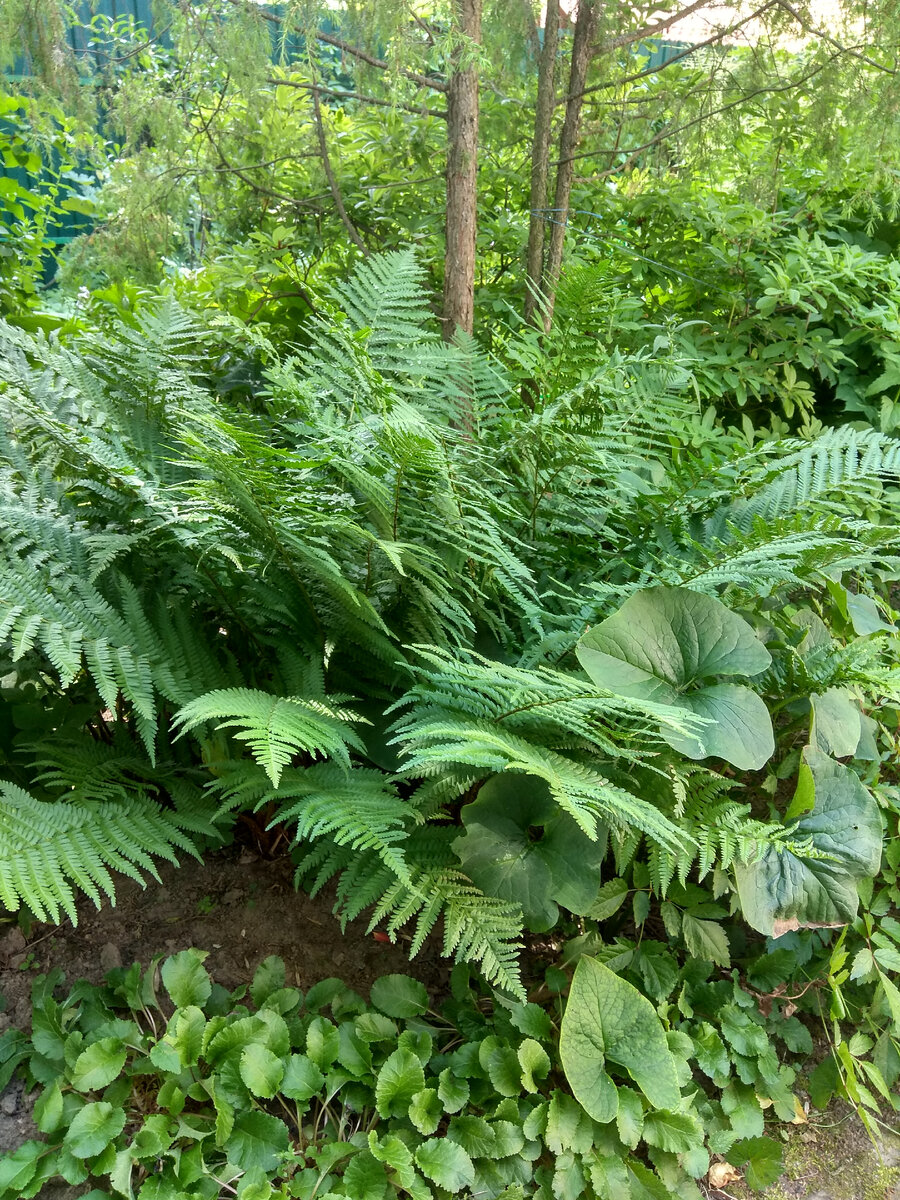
[708,1160,742,1189]
[791,1095,808,1124]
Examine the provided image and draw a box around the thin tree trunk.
[443,0,481,340]
[524,0,561,328]
[543,0,597,329]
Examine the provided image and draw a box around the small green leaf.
[732,1135,785,1190]
[375,1048,426,1118]
[33,1081,65,1133]
[642,1108,704,1152]
[409,1087,443,1135]
[250,956,286,1007]
[437,1068,469,1113]
[281,1054,324,1101]
[414,1138,475,1191]
[228,1111,290,1172]
[70,1038,128,1092]
[518,1038,551,1093]
[64,1101,126,1158]
[0,1141,43,1193]
[161,950,212,1009]
[240,1044,284,1098]
[370,975,429,1019]
[616,1087,644,1149]
[306,1016,340,1069]
[587,877,628,921]
[681,913,730,966]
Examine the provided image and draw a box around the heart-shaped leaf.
[560,955,681,1121]
[577,588,773,769]
[452,774,605,930]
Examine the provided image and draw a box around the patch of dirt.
[707,1098,900,1200]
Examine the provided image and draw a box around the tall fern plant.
[0,250,897,994]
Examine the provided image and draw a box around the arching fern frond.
[0,782,204,924]
[173,688,367,785]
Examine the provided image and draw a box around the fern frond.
[173,688,367,785]
[264,764,414,880]
[0,781,202,923]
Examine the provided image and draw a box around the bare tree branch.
[311,85,370,256]
[268,76,446,118]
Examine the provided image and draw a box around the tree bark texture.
[524,0,561,327]
[443,0,481,340]
[543,0,598,329]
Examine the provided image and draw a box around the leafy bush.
[0,250,898,1183]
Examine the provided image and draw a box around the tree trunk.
[443,0,481,340]
[542,0,597,330]
[524,1,561,328]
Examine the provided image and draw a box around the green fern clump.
[0,250,897,996]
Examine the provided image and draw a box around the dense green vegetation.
[1,1,900,1197]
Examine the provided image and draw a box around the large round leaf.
[452,774,605,930]
[576,587,771,700]
[560,956,681,1122]
[576,588,773,770]
[736,749,883,937]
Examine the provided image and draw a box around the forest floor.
[0,845,896,1200]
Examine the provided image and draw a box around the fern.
[173,689,367,784]
[0,782,205,924]
[264,764,414,881]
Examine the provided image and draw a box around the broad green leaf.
[0,1141,43,1193]
[250,957,286,1007]
[228,1111,290,1172]
[447,1114,495,1157]
[642,1109,704,1152]
[681,913,730,966]
[33,1081,65,1133]
[615,1086,644,1149]
[375,1048,426,1117]
[370,974,429,1019]
[518,1038,551,1092]
[811,688,861,757]
[560,955,680,1120]
[736,750,883,937]
[240,1044,284,1098]
[343,1150,387,1196]
[409,1087,442,1135]
[70,1038,128,1092]
[161,950,212,1009]
[170,1006,206,1067]
[306,1017,340,1069]
[452,774,604,930]
[668,683,774,770]
[732,1135,784,1190]
[64,1101,127,1158]
[577,588,773,769]
[437,1068,469,1113]
[415,1138,475,1191]
[586,877,628,921]
[576,588,771,699]
[281,1054,325,1101]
